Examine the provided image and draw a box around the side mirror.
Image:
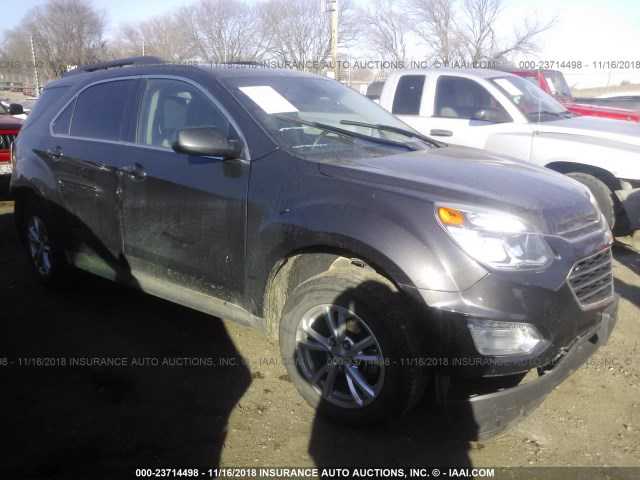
[473,108,510,123]
[9,103,24,115]
[172,126,241,158]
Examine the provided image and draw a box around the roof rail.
[62,56,165,77]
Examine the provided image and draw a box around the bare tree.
[260,0,360,73]
[177,0,268,64]
[0,34,36,84]
[362,0,411,65]
[458,0,500,63]
[488,14,558,63]
[12,0,108,78]
[459,0,557,63]
[407,0,462,66]
[111,13,194,61]
[408,0,556,65]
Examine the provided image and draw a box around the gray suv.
[10,57,618,438]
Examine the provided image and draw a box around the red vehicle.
[505,68,640,122]
[0,106,23,177]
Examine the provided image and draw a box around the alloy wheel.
[295,304,386,409]
[27,215,52,276]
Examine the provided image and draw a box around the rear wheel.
[279,268,426,425]
[21,202,75,288]
[566,172,616,228]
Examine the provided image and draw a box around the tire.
[566,172,616,229]
[279,268,427,425]
[21,201,75,288]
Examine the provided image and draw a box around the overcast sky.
[4,0,640,88]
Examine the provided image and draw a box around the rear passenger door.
[388,74,430,133]
[47,79,139,277]
[119,77,250,304]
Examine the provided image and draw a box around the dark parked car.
[11,57,618,438]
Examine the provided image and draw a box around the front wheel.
[566,172,617,229]
[279,268,426,425]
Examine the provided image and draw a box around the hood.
[318,145,599,236]
[534,116,640,145]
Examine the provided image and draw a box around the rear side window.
[70,80,137,141]
[20,86,70,131]
[52,98,76,135]
[392,75,425,115]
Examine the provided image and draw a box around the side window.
[434,76,511,121]
[392,75,425,115]
[137,79,232,148]
[52,98,76,135]
[70,80,137,141]
[22,85,70,131]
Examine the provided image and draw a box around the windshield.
[222,74,431,160]
[542,72,573,102]
[490,75,573,122]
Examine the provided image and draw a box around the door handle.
[429,129,453,137]
[121,163,147,182]
[46,146,64,161]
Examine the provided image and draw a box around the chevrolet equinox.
[10,57,618,438]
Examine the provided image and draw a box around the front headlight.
[436,204,554,270]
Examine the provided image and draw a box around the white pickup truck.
[377,69,640,231]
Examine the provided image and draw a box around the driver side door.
[398,75,533,162]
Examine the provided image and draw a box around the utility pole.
[323,0,339,80]
[30,36,41,97]
[331,0,338,80]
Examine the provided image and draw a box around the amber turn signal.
[437,207,464,226]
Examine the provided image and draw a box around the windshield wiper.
[339,120,444,148]
[274,114,419,151]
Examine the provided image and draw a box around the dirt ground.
[0,192,639,480]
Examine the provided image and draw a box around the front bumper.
[446,296,618,439]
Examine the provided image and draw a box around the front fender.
[247,170,488,307]
[532,133,640,182]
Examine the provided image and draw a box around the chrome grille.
[0,133,18,150]
[568,248,613,309]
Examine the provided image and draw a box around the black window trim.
[69,77,139,141]
[49,75,141,144]
[50,75,250,161]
